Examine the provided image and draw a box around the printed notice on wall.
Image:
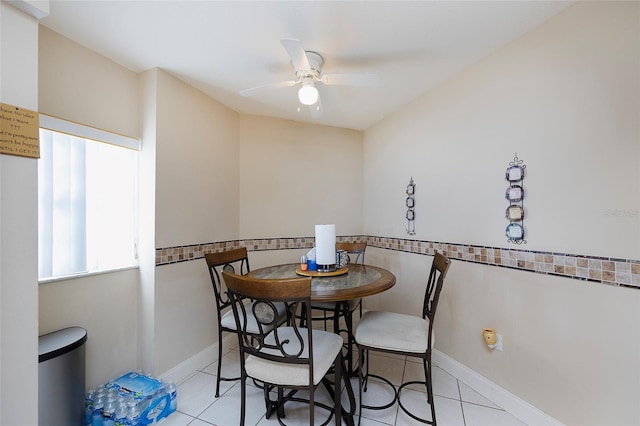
[0,103,40,158]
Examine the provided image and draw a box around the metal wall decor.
[505,154,526,244]
[406,177,415,235]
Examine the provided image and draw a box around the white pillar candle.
[315,224,336,266]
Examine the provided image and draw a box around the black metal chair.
[204,247,287,397]
[355,251,451,425]
[222,270,349,426]
[310,242,366,374]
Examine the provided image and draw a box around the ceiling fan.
[239,39,379,108]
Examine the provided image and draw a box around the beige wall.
[37,29,244,379]
[137,68,158,375]
[38,26,139,138]
[38,270,139,388]
[239,115,363,239]
[364,2,640,424]
[152,113,364,373]
[155,70,240,248]
[38,27,142,389]
[36,28,244,381]
[365,1,639,258]
[152,109,365,373]
[153,69,240,374]
[1,3,40,424]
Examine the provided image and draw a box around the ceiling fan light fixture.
[298,79,318,105]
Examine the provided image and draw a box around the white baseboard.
[432,349,564,426]
[159,334,237,385]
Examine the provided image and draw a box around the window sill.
[38,265,139,284]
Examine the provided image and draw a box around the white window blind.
[38,116,139,281]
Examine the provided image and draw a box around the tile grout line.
[457,379,467,426]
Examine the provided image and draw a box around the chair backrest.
[336,242,367,264]
[222,270,315,370]
[423,251,451,347]
[204,247,250,316]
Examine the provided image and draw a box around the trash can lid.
[39,327,87,362]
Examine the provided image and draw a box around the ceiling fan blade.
[319,73,379,87]
[239,80,298,97]
[281,39,311,71]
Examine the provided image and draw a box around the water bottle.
[166,382,177,412]
[92,394,105,426]
[117,395,130,413]
[125,404,140,426]
[85,389,96,426]
[102,399,116,426]
[137,394,153,423]
[107,387,120,400]
[114,403,127,426]
[143,394,163,424]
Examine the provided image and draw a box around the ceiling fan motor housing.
[296,51,323,80]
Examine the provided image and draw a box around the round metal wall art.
[505,185,524,202]
[406,177,415,235]
[506,205,524,221]
[506,164,525,182]
[506,223,525,241]
[505,154,526,244]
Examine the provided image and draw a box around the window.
[38,116,139,281]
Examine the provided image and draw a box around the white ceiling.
[40,1,574,131]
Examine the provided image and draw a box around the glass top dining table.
[247,263,395,424]
[247,263,396,303]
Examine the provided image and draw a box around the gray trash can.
[38,327,87,426]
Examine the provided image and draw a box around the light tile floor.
[158,343,526,426]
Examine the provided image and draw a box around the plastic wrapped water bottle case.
[85,371,176,426]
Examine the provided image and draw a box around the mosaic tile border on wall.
[156,235,639,290]
[155,236,367,265]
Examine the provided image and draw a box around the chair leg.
[427,355,436,425]
[277,387,285,419]
[359,347,398,413]
[239,375,246,426]
[309,381,315,426]
[345,307,354,375]
[423,358,432,403]
[263,386,270,418]
[358,346,364,426]
[216,329,223,397]
[301,304,308,327]
[332,305,340,335]
[396,355,436,424]
[334,352,343,426]
[363,347,370,392]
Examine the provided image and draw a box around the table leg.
[335,301,360,377]
[322,355,355,426]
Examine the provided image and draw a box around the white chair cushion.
[245,327,344,386]
[355,310,434,353]
[220,301,288,334]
